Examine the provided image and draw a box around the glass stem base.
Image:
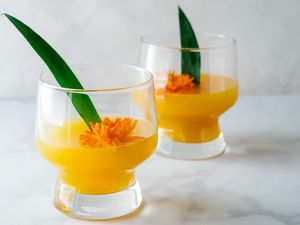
[157,132,226,160]
[53,180,142,220]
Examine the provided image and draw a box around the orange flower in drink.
[165,71,195,93]
[80,117,138,147]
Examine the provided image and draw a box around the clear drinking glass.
[139,32,238,159]
[35,65,157,220]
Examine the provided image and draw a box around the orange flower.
[165,71,195,93]
[80,117,138,148]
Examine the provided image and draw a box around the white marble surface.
[0,95,299,224]
[0,0,300,97]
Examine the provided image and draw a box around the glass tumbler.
[35,65,157,220]
[139,32,238,159]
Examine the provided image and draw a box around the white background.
[0,0,299,98]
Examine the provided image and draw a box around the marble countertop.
[0,95,299,225]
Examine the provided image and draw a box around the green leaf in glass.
[3,14,101,129]
[178,7,201,84]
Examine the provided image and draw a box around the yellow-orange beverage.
[156,74,238,143]
[36,118,157,194]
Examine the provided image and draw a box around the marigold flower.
[165,71,195,93]
[80,117,138,147]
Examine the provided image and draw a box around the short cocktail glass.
[139,32,238,159]
[35,65,157,220]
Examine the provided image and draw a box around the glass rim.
[140,31,237,51]
[39,64,154,94]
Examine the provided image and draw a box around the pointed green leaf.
[3,14,101,128]
[178,7,201,84]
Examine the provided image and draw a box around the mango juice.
[155,74,238,143]
[36,118,157,194]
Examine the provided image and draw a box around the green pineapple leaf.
[3,14,101,129]
[178,6,201,84]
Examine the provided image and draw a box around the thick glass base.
[53,180,142,220]
[156,132,226,160]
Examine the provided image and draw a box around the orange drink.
[36,118,157,194]
[139,32,238,159]
[35,65,157,219]
[156,74,238,143]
